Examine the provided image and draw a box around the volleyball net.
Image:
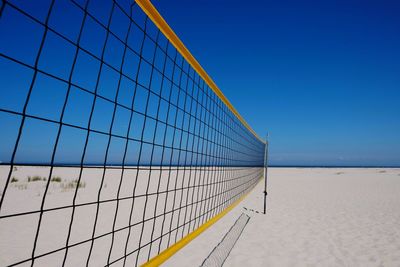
[0,0,266,266]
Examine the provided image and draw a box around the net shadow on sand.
[200,213,250,267]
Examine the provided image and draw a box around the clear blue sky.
[152,0,400,166]
[1,0,399,166]
[1,0,267,166]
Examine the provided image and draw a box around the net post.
[263,133,269,214]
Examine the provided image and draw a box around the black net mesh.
[0,0,265,266]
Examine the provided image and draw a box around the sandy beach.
[0,165,262,266]
[1,0,399,266]
[166,168,400,267]
[1,167,399,266]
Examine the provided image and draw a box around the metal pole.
[263,134,269,214]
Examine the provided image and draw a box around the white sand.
[165,168,400,267]
[0,165,261,266]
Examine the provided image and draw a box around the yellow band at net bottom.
[142,176,262,267]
